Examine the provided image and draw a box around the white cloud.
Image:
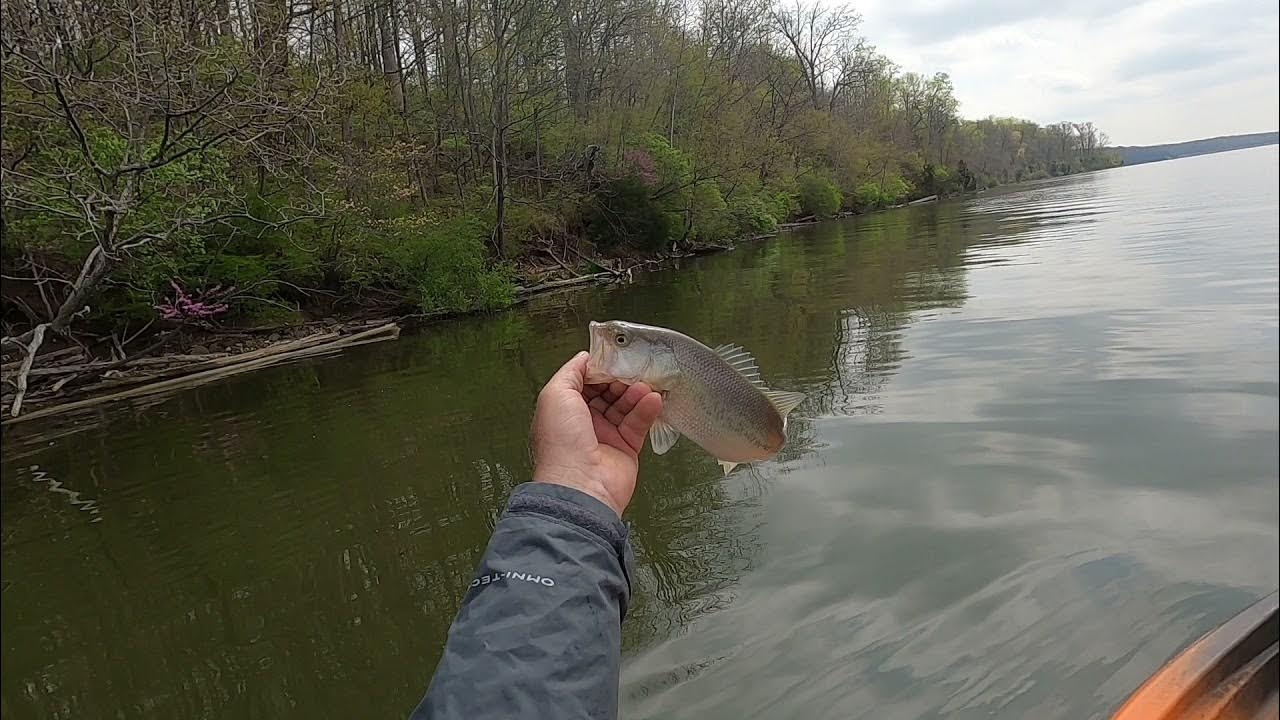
[854,0,1280,144]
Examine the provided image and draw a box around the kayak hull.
[1113,591,1278,720]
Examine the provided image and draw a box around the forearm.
[411,482,634,720]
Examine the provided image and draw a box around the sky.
[855,0,1280,145]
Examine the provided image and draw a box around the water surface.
[3,146,1277,719]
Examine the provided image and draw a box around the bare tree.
[769,0,860,109]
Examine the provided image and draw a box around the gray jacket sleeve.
[410,482,634,720]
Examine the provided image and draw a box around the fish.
[585,320,805,475]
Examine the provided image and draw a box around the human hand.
[530,351,664,517]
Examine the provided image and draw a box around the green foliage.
[641,135,694,196]
[689,183,732,243]
[0,0,1122,340]
[365,215,514,313]
[883,176,913,204]
[238,300,306,326]
[852,176,914,211]
[797,175,842,218]
[727,193,781,233]
[853,182,883,210]
[587,176,677,252]
[765,190,799,222]
[499,202,566,258]
[7,128,233,260]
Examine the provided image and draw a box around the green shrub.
[764,190,798,222]
[586,175,677,251]
[727,194,780,233]
[854,182,885,210]
[640,135,693,199]
[797,175,842,218]
[883,175,913,203]
[853,176,914,211]
[502,202,563,255]
[689,183,733,243]
[371,214,514,312]
[238,300,306,326]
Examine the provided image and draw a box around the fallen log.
[1,323,400,426]
[1,353,236,380]
[514,272,616,296]
[0,345,83,371]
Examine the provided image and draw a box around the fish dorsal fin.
[648,414,680,455]
[713,343,763,387]
[763,389,806,420]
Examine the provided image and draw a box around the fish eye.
[614,333,628,346]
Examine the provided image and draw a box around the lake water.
[2,146,1277,719]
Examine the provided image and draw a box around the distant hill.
[1110,131,1278,166]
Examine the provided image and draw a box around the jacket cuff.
[508,482,629,560]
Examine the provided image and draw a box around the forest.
[1,0,1120,354]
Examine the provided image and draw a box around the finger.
[604,381,651,426]
[618,391,663,452]
[590,380,631,413]
[544,351,588,395]
[583,383,609,401]
[606,381,629,402]
[590,408,622,447]
[588,394,611,414]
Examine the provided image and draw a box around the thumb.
[545,351,589,394]
[618,391,663,452]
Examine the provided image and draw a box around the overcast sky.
[856,0,1280,145]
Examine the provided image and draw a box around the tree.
[0,0,322,413]
[769,0,861,109]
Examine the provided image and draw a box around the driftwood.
[1,322,399,426]
[514,272,616,297]
[562,244,624,277]
[0,345,83,371]
[516,232,779,298]
[8,324,48,416]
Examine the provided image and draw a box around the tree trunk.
[534,108,543,201]
[404,0,432,107]
[333,0,348,67]
[379,1,406,113]
[561,5,585,119]
[492,126,506,257]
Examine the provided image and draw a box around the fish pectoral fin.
[648,416,681,455]
[763,389,806,418]
[718,460,740,476]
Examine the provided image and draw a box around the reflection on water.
[2,147,1277,719]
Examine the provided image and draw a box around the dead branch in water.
[8,323,49,417]
[1,323,400,425]
[514,272,616,297]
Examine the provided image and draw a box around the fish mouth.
[584,321,613,383]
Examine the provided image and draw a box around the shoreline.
[0,232,776,425]
[0,170,1107,425]
[0,185,1006,425]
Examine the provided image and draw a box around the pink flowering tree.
[623,149,658,185]
[154,281,230,322]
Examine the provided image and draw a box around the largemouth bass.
[585,320,805,475]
